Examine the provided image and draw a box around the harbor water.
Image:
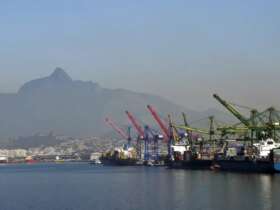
[0,163,279,210]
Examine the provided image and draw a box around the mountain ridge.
[0,68,233,142]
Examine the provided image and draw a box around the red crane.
[125,111,145,138]
[147,105,169,140]
[105,117,128,139]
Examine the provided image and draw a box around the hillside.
[0,68,216,140]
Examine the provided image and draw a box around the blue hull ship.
[273,148,280,172]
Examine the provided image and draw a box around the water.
[0,163,279,210]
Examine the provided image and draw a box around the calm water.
[0,163,279,210]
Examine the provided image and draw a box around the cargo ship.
[212,139,280,173]
[100,144,138,166]
[168,138,280,173]
[168,142,213,170]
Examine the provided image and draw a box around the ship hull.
[213,159,276,173]
[274,162,280,172]
[100,158,138,166]
[169,159,213,170]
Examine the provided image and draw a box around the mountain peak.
[18,67,72,94]
[50,67,72,81]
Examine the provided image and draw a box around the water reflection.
[160,170,279,210]
[0,164,279,210]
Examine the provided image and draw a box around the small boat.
[0,156,8,164]
[25,156,38,164]
[143,160,154,167]
[90,159,102,165]
[153,160,166,167]
[135,160,144,166]
[54,156,65,163]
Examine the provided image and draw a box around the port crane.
[125,111,145,159]
[105,117,129,141]
[147,105,169,140]
[182,113,190,133]
[213,94,280,141]
[213,94,250,127]
[247,107,280,140]
[125,110,163,161]
[213,94,273,131]
[213,94,262,142]
[143,125,163,161]
[167,114,181,143]
[125,111,145,138]
[173,116,216,140]
[147,105,174,157]
[172,115,218,156]
[181,112,193,146]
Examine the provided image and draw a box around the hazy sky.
[0,0,280,110]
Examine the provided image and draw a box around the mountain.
[0,68,233,141]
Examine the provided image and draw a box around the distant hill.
[0,68,234,142]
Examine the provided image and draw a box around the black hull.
[169,159,213,170]
[169,159,279,173]
[214,159,276,173]
[100,158,138,166]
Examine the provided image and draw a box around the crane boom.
[168,114,180,142]
[125,111,145,137]
[182,112,189,127]
[147,105,169,139]
[105,117,128,139]
[213,94,250,127]
[182,112,194,144]
[173,124,209,135]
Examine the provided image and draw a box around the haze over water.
[0,163,279,210]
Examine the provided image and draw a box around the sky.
[0,0,280,111]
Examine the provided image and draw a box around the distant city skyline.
[1,1,280,110]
